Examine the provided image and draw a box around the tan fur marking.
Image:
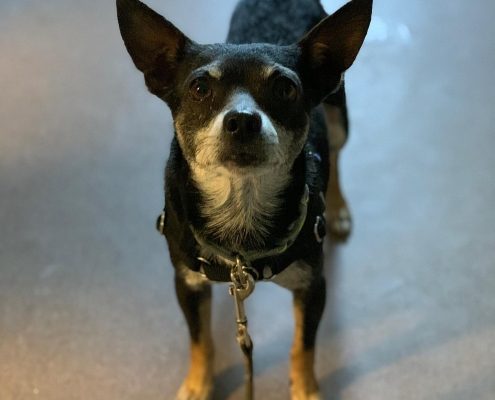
[207,66,222,79]
[322,99,352,237]
[326,150,352,238]
[176,297,214,400]
[290,300,321,400]
[326,151,346,211]
[323,103,347,150]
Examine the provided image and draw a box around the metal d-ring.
[314,215,325,243]
[156,210,166,235]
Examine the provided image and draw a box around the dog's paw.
[175,379,213,400]
[290,365,321,400]
[327,205,352,240]
[290,387,322,400]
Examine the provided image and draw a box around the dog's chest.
[192,167,290,247]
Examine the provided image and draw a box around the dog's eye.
[189,78,212,101]
[273,77,298,102]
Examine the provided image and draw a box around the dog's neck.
[191,164,292,249]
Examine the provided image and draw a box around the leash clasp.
[229,256,255,324]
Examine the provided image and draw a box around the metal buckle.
[196,257,210,278]
[229,256,255,324]
[314,215,325,243]
[156,211,166,235]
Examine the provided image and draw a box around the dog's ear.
[298,0,372,101]
[116,0,192,97]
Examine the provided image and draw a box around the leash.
[229,255,255,400]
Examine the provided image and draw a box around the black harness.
[156,149,327,282]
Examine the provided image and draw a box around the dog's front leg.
[290,277,326,400]
[174,274,214,400]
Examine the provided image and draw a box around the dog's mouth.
[217,139,271,170]
[219,150,265,169]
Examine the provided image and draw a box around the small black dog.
[117,0,371,398]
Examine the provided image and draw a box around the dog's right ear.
[116,0,192,97]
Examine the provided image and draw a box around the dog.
[116,0,371,398]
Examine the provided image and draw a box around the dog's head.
[117,0,371,175]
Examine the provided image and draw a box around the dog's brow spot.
[262,64,301,86]
[262,65,276,78]
[208,67,222,79]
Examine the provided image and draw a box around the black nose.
[223,111,262,139]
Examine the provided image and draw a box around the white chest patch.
[192,166,290,247]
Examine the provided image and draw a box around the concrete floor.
[1,0,494,399]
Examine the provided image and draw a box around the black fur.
[116,0,372,396]
[227,0,327,45]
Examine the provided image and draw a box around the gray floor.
[1,0,494,399]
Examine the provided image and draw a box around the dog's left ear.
[298,0,372,101]
[116,0,192,97]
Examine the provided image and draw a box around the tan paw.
[327,205,352,239]
[290,385,322,400]
[175,378,212,400]
[290,363,321,400]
